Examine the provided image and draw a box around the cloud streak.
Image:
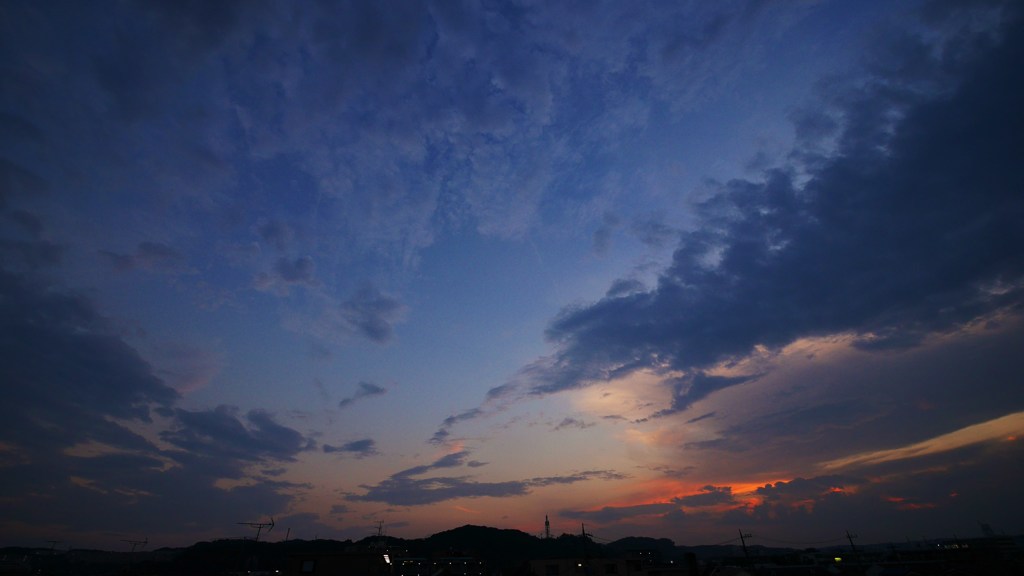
[821,411,1024,471]
[338,381,388,409]
[349,450,625,506]
[323,438,379,459]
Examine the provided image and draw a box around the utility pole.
[846,530,860,564]
[738,530,752,559]
[580,524,590,575]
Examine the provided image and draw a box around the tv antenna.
[238,517,275,542]
[122,537,148,553]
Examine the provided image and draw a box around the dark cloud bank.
[515,3,1024,413]
[0,272,317,543]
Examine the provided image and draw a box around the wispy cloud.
[349,450,624,506]
[554,417,595,431]
[100,241,192,274]
[323,438,379,459]
[338,381,388,409]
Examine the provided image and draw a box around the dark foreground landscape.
[1,525,1021,576]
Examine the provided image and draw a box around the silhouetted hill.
[4,526,1021,575]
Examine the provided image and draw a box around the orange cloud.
[821,411,1024,470]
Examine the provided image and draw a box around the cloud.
[561,502,681,524]
[0,271,310,545]
[526,6,1024,413]
[100,241,191,274]
[285,284,407,346]
[713,438,1024,538]
[430,408,484,444]
[686,412,716,425]
[674,485,735,507]
[339,286,405,343]
[162,406,315,471]
[821,411,1024,471]
[274,256,316,284]
[649,373,755,419]
[257,221,295,252]
[605,279,646,299]
[349,451,624,506]
[254,256,318,294]
[592,213,620,255]
[754,476,860,506]
[554,417,595,431]
[630,218,677,249]
[323,438,379,459]
[148,341,223,394]
[0,271,179,453]
[338,381,388,409]
[0,238,63,270]
[527,470,627,487]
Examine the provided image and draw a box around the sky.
[1,0,1023,552]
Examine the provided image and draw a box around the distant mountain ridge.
[6,523,1016,575]
[0,523,792,575]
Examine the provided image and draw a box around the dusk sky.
[2,0,1023,551]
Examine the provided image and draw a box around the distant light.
[384,554,391,564]
[834,557,842,563]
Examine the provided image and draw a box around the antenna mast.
[238,517,276,542]
[846,530,861,564]
[123,537,148,553]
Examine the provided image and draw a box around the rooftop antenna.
[122,537,148,553]
[238,517,275,542]
[123,537,147,573]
